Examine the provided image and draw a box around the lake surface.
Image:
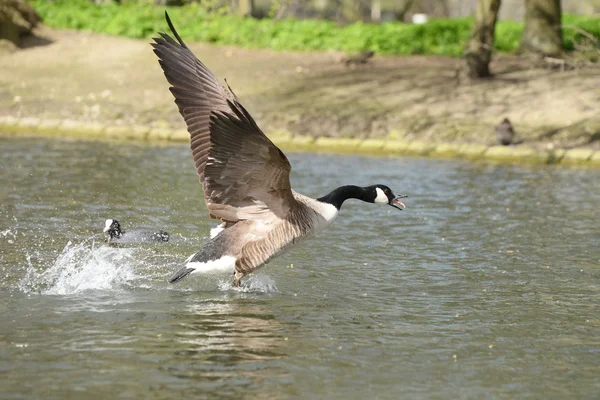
[1,136,599,399]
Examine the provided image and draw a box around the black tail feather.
[169,266,195,283]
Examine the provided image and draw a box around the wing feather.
[152,12,297,222]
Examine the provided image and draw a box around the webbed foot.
[232,270,245,287]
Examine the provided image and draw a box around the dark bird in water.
[152,13,407,287]
[495,118,515,146]
[103,219,170,244]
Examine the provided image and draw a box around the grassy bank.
[30,0,599,57]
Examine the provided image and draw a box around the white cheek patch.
[374,187,388,204]
[104,219,113,232]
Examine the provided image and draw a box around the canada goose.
[495,118,515,146]
[103,219,170,244]
[152,13,407,287]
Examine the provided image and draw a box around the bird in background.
[103,219,170,245]
[341,50,375,67]
[152,12,407,287]
[495,118,515,146]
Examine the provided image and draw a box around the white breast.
[292,191,339,234]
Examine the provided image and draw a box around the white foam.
[209,223,225,239]
[1,229,15,237]
[217,275,278,293]
[1,228,17,244]
[19,240,138,295]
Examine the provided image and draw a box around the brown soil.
[1,25,599,149]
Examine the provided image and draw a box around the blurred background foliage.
[29,0,599,57]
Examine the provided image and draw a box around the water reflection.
[175,300,284,361]
[161,298,286,395]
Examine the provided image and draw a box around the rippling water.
[1,136,599,399]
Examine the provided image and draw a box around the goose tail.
[169,266,195,283]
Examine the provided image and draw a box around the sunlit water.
[1,136,599,399]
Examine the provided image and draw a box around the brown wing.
[152,13,297,221]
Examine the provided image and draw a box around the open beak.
[390,194,407,210]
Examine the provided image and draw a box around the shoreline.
[2,27,599,163]
[1,116,598,167]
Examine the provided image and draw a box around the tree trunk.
[464,0,501,78]
[371,0,381,22]
[153,0,184,5]
[520,0,563,56]
[238,0,254,17]
[391,0,412,21]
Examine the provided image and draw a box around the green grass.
[30,0,599,57]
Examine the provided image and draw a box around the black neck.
[317,185,367,210]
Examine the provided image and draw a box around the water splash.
[15,237,279,295]
[217,275,278,294]
[19,240,139,295]
[1,228,17,244]
[209,223,225,239]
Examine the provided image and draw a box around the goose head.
[103,219,122,237]
[369,185,407,210]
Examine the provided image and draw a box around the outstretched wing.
[152,12,297,221]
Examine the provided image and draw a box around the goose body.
[153,14,407,286]
[103,219,170,245]
[169,191,339,283]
